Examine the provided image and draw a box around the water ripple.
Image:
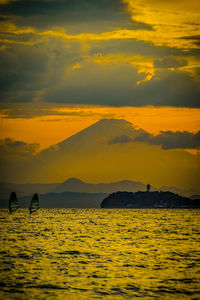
[0,208,199,299]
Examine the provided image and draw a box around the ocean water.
[0,208,199,300]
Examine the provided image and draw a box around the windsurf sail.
[29,193,40,214]
[9,192,19,213]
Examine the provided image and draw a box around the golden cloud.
[123,0,200,49]
[90,53,155,84]
[1,13,199,50]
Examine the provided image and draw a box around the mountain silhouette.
[40,118,144,157]
[0,177,147,199]
[26,118,148,182]
[3,118,199,192]
[53,177,147,193]
[0,177,198,200]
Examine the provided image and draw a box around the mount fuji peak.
[11,118,198,192]
[58,118,138,145]
[42,118,145,154]
[29,118,147,182]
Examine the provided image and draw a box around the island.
[100,191,200,208]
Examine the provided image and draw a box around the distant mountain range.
[0,177,198,201]
[0,177,146,199]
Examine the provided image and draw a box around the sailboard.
[29,193,40,214]
[9,192,19,213]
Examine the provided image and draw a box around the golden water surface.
[0,209,199,299]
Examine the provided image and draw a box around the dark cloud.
[0,38,83,102]
[0,42,49,101]
[0,138,39,159]
[0,137,40,182]
[0,0,199,109]
[109,135,133,144]
[179,35,200,48]
[154,56,187,68]
[1,42,199,107]
[44,63,200,107]
[0,0,151,33]
[108,130,200,149]
[0,102,116,119]
[135,70,200,107]
[0,0,124,18]
[135,131,200,149]
[180,35,200,41]
[0,36,186,104]
[43,61,141,106]
[89,39,184,58]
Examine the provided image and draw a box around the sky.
[0,0,200,188]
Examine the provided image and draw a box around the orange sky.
[0,105,200,149]
[0,0,200,187]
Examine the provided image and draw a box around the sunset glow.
[0,105,200,149]
[0,0,199,189]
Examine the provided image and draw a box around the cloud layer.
[0,0,199,108]
[135,131,200,149]
[0,138,39,160]
[110,130,200,149]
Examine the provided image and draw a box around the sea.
[0,208,199,300]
